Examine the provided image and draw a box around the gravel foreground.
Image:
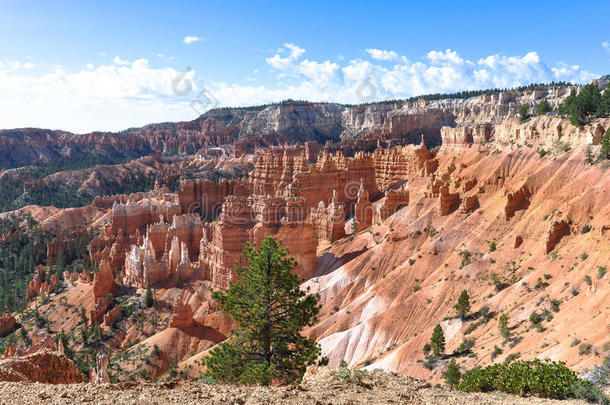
[0,369,594,405]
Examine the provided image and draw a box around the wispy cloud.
[183,36,205,44]
[603,41,610,53]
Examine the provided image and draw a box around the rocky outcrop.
[200,195,318,288]
[545,220,571,254]
[110,198,181,237]
[311,191,346,242]
[93,260,116,299]
[461,195,479,214]
[373,185,410,223]
[169,293,194,329]
[0,349,85,383]
[90,353,110,384]
[504,186,532,220]
[25,267,56,303]
[0,313,16,338]
[178,179,246,221]
[439,186,461,216]
[102,306,122,327]
[355,180,372,231]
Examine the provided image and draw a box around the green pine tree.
[599,86,610,117]
[204,237,321,385]
[498,313,510,340]
[444,359,461,389]
[518,104,530,122]
[144,284,154,308]
[430,324,446,355]
[454,290,471,320]
[585,144,594,164]
[601,128,610,161]
[423,343,431,356]
[535,99,551,116]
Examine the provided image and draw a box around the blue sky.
[1,0,608,133]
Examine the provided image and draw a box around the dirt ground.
[0,368,596,405]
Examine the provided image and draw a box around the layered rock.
[25,267,56,303]
[0,313,16,337]
[169,293,195,329]
[545,220,571,254]
[372,184,410,223]
[355,180,373,231]
[439,186,461,216]
[0,349,85,383]
[200,195,317,289]
[311,191,346,242]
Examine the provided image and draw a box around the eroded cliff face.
[6,83,610,384]
[303,144,609,382]
[0,84,595,172]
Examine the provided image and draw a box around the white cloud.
[266,43,305,69]
[113,56,129,65]
[0,59,198,133]
[603,41,610,52]
[183,36,204,44]
[0,46,598,133]
[366,49,398,61]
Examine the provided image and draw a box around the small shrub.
[457,337,476,353]
[489,241,497,252]
[581,224,591,234]
[570,379,609,404]
[458,359,608,402]
[529,311,542,326]
[579,343,593,356]
[534,277,547,289]
[478,305,490,321]
[491,345,503,360]
[413,285,421,292]
[550,298,561,312]
[498,313,510,340]
[444,359,461,389]
[580,252,589,261]
[330,368,371,388]
[584,275,592,286]
[464,322,479,335]
[598,266,608,279]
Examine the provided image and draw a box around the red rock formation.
[461,195,479,214]
[504,185,532,219]
[545,220,571,254]
[0,349,85,383]
[373,184,410,223]
[25,267,55,303]
[514,235,524,248]
[178,179,246,221]
[0,313,16,337]
[91,353,110,384]
[355,180,373,231]
[311,190,346,242]
[102,306,122,327]
[169,293,194,329]
[93,260,116,299]
[439,185,461,216]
